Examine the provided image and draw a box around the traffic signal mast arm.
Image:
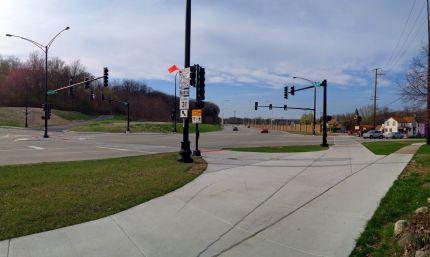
[49,76,105,94]
[254,102,314,111]
[293,85,315,93]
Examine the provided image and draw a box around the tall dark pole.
[193,123,201,156]
[127,102,130,133]
[44,47,49,138]
[427,0,430,144]
[313,87,316,135]
[178,0,193,163]
[25,105,28,128]
[321,80,328,147]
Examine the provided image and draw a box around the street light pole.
[293,76,317,135]
[6,27,70,138]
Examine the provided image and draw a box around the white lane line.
[28,146,44,150]
[14,138,32,142]
[97,146,136,152]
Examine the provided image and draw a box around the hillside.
[0,107,89,128]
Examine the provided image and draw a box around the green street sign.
[47,90,57,95]
[314,82,321,87]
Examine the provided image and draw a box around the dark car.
[233,126,239,131]
[261,128,269,133]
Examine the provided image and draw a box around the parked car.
[233,126,239,131]
[384,132,404,139]
[261,128,269,133]
[362,130,384,139]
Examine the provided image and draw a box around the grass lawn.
[350,145,430,257]
[71,119,222,133]
[363,139,425,155]
[226,145,328,153]
[0,153,206,240]
[52,109,96,120]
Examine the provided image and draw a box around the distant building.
[383,116,424,137]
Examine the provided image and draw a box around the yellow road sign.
[192,109,202,116]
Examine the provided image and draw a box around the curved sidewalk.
[0,140,416,257]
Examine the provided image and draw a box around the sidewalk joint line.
[210,149,388,257]
[110,216,148,257]
[195,150,331,257]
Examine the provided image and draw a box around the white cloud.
[0,0,425,90]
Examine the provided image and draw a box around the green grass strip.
[226,145,328,153]
[363,139,425,155]
[0,153,206,240]
[350,145,430,257]
[71,121,222,133]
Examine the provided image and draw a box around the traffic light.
[196,67,205,101]
[269,104,272,110]
[90,90,95,101]
[284,105,287,110]
[321,80,327,87]
[284,86,288,99]
[290,86,295,96]
[42,103,52,120]
[103,67,109,87]
[84,77,90,89]
[190,65,196,87]
[101,94,105,101]
[108,97,112,104]
[254,101,258,110]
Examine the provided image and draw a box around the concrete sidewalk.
[1,140,415,257]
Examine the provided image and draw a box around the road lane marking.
[28,146,44,150]
[97,146,137,152]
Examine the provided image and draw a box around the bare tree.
[399,45,427,108]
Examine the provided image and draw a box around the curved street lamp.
[6,26,70,138]
[292,76,317,135]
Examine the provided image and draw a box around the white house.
[383,117,417,136]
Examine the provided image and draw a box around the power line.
[385,0,418,68]
[389,17,427,70]
[387,1,427,70]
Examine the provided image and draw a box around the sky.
[0,0,427,119]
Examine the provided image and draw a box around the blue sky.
[0,0,426,119]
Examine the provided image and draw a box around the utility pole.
[427,0,430,144]
[178,0,193,163]
[372,68,383,130]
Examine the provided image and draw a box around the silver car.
[384,132,404,139]
[363,130,384,139]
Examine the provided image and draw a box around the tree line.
[0,53,220,123]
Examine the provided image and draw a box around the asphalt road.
[0,125,345,166]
